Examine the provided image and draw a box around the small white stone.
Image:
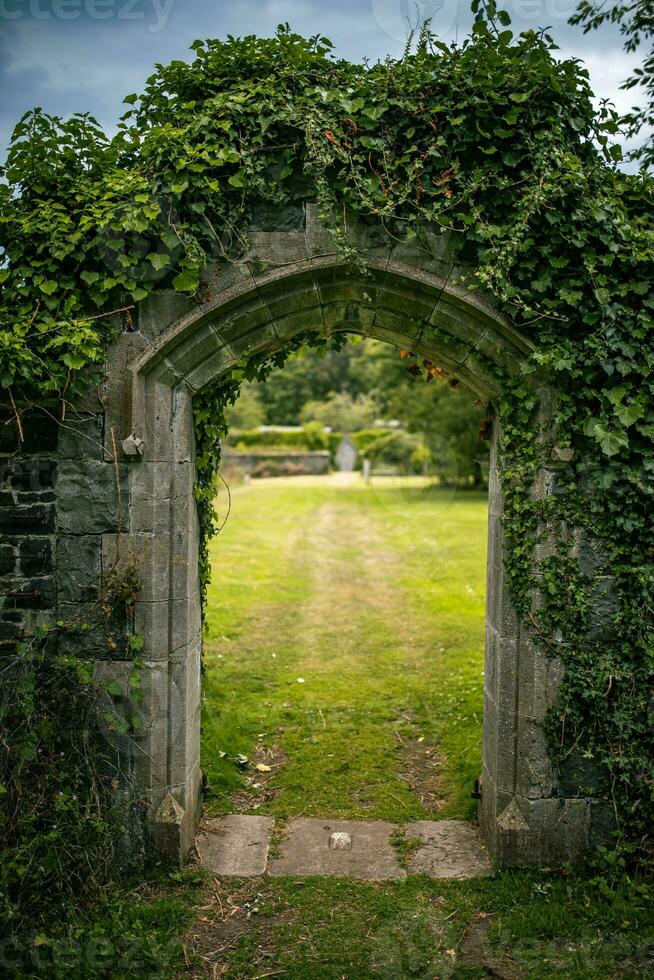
[329,831,352,851]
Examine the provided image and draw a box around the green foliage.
[228,423,329,451]
[0,554,145,938]
[0,630,125,932]
[1,869,200,977]
[300,390,380,431]
[223,383,266,429]
[347,341,488,484]
[254,345,362,425]
[1,7,653,857]
[570,0,654,168]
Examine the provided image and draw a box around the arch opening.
[104,237,579,866]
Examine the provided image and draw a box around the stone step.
[195,815,492,880]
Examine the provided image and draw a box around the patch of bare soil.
[182,878,295,979]
[393,714,446,813]
[230,743,287,813]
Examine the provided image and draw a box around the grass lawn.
[202,473,487,821]
[26,475,651,978]
[186,474,652,979]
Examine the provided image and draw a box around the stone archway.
[72,206,590,865]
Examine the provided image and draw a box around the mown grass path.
[202,475,487,822]
[177,476,653,979]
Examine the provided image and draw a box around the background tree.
[300,390,380,431]
[233,337,487,484]
[571,0,654,168]
[224,384,265,429]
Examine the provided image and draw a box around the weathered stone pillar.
[479,410,613,864]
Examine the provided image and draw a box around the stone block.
[137,289,194,343]
[482,764,589,869]
[8,458,57,491]
[19,537,52,577]
[164,322,222,383]
[102,533,177,604]
[305,203,338,257]
[556,749,603,797]
[388,233,453,275]
[514,717,553,799]
[58,601,129,660]
[57,535,101,602]
[0,411,58,454]
[267,818,405,879]
[249,201,305,233]
[0,503,55,535]
[405,820,492,878]
[142,380,175,463]
[486,515,519,637]
[516,637,563,723]
[587,576,619,639]
[6,576,55,611]
[56,460,128,533]
[185,344,236,390]
[573,530,610,577]
[0,543,16,576]
[103,331,151,459]
[197,815,274,876]
[247,230,309,267]
[57,415,104,460]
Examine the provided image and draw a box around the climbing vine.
[1,1,652,863]
[0,556,145,931]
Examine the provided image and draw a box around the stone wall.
[0,413,59,653]
[0,406,130,660]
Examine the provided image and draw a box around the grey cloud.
[0,0,645,161]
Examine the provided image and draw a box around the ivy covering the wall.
[1,2,652,862]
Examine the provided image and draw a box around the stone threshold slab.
[196,815,492,880]
[196,814,274,876]
[268,818,406,880]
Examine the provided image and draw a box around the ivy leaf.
[80,270,100,286]
[172,270,199,293]
[103,679,123,698]
[587,421,630,456]
[62,352,88,370]
[147,252,170,271]
[228,171,245,188]
[606,385,628,405]
[39,280,58,296]
[616,400,645,427]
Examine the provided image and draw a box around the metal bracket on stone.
[551,446,575,463]
[121,433,145,457]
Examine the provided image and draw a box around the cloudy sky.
[0,0,643,164]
